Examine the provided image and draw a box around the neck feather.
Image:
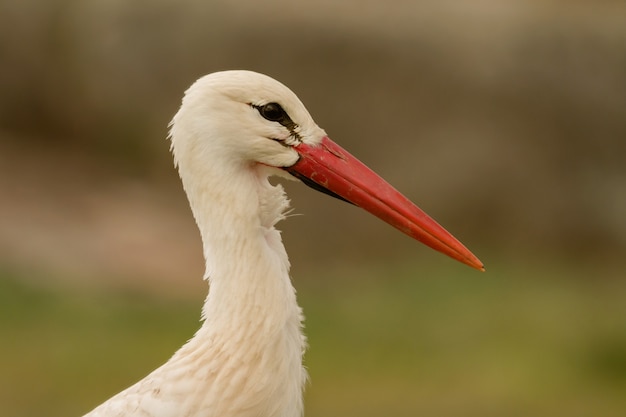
[173,160,307,416]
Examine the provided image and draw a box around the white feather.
[84,71,327,417]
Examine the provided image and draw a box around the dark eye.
[251,102,299,134]
[258,102,287,122]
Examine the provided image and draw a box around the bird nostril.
[323,142,346,161]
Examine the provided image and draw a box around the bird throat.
[181,168,307,417]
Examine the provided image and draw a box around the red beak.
[285,136,484,271]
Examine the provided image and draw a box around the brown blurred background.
[1,1,625,416]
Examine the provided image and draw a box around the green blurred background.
[1,1,625,416]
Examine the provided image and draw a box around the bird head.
[169,70,483,271]
[170,71,323,174]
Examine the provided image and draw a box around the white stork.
[83,70,483,417]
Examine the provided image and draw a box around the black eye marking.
[251,102,300,140]
[258,102,287,123]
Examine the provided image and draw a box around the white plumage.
[83,70,482,417]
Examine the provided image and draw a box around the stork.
[83,70,483,417]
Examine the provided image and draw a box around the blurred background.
[1,0,625,416]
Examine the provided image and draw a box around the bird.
[83,70,483,417]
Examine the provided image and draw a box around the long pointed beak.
[284,136,484,271]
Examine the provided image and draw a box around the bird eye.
[251,102,300,138]
[258,103,287,123]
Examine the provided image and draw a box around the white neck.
[85,162,307,417]
[179,162,307,416]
